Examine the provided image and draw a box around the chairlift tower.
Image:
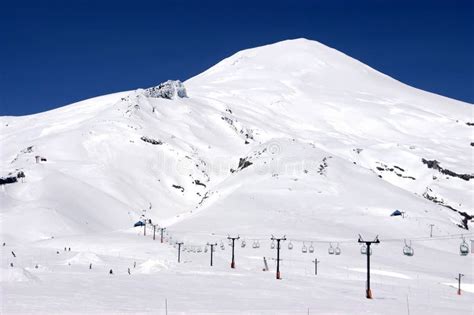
[176,242,184,263]
[456,273,464,295]
[312,258,320,275]
[358,234,380,299]
[227,235,240,268]
[207,242,217,266]
[429,224,435,237]
[160,227,167,243]
[271,235,286,280]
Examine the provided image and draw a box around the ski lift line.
[382,233,474,243]
[161,230,473,248]
[163,235,471,250]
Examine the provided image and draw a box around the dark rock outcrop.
[421,158,473,181]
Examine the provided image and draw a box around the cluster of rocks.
[421,158,472,181]
[145,80,187,99]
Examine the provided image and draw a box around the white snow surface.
[0,38,473,314]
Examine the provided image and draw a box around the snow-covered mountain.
[1,39,472,314]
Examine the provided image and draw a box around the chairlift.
[328,243,335,255]
[256,240,260,248]
[360,244,372,255]
[302,242,308,253]
[271,240,275,249]
[220,241,225,250]
[403,240,414,257]
[309,242,314,254]
[228,239,233,246]
[197,247,202,253]
[335,243,341,255]
[204,246,208,253]
[241,240,246,248]
[252,240,258,248]
[288,241,294,250]
[460,237,469,256]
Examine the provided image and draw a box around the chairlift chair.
[360,244,372,255]
[335,243,341,255]
[288,241,294,250]
[241,240,246,248]
[460,237,469,256]
[256,240,260,248]
[309,242,314,253]
[403,240,414,257]
[302,242,308,253]
[220,241,225,250]
[271,240,275,249]
[328,243,335,255]
[252,240,258,248]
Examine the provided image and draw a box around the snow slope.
[0,38,473,314]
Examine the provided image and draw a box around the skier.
[68,247,71,251]
[2,242,5,246]
[133,261,136,268]
[10,262,14,267]
[128,268,131,275]
[109,269,113,275]
[11,251,16,258]
[89,263,92,270]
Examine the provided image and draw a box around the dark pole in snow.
[271,235,286,280]
[207,242,217,266]
[312,258,319,275]
[153,225,157,240]
[358,234,380,299]
[177,242,183,263]
[227,235,240,268]
[160,228,166,243]
[144,221,146,236]
[367,243,371,296]
[456,273,464,295]
[429,224,434,237]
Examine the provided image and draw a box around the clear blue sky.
[1,0,472,116]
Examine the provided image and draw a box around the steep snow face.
[186,38,473,220]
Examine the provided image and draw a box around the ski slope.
[1,38,473,314]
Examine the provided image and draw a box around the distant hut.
[390,210,403,217]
